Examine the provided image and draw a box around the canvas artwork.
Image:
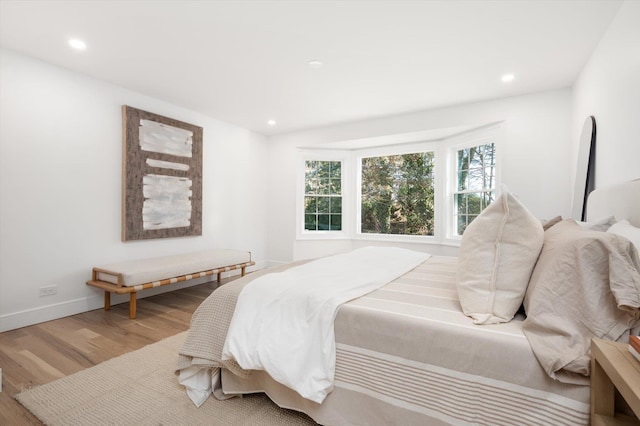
[122,105,203,241]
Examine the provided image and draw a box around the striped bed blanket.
[221,247,429,403]
[176,255,590,425]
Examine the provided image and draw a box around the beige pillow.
[577,215,616,231]
[457,189,544,324]
[608,220,640,251]
[523,220,640,383]
[541,215,562,231]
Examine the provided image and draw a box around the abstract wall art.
[122,105,203,241]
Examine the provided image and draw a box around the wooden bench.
[86,249,254,319]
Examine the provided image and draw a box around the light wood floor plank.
[0,278,226,425]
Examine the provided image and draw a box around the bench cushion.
[96,249,252,287]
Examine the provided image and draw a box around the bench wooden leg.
[104,292,111,311]
[241,266,246,277]
[217,272,222,283]
[129,292,137,319]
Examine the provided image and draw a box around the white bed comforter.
[221,246,429,403]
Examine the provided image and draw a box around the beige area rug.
[16,332,316,425]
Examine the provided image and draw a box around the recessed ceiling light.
[308,60,323,69]
[501,73,515,83]
[68,39,87,50]
[267,120,277,126]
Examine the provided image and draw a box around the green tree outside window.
[361,152,435,236]
[454,143,496,235]
[304,161,342,231]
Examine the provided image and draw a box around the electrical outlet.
[39,285,57,297]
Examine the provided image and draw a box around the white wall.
[572,0,640,190]
[5,0,637,331]
[0,49,269,331]
[267,89,573,263]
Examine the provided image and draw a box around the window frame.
[296,123,504,245]
[444,124,504,242]
[355,141,441,243]
[296,150,351,240]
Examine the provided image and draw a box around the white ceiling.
[0,0,622,136]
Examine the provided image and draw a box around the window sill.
[296,231,350,241]
[296,232,462,247]
[354,234,461,247]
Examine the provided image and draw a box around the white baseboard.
[0,259,274,332]
[260,259,287,268]
[0,294,106,332]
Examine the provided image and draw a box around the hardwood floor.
[0,278,229,425]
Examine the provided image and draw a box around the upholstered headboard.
[586,179,640,227]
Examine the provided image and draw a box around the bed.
[176,179,640,425]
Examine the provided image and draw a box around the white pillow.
[577,216,616,231]
[607,220,640,250]
[457,189,544,324]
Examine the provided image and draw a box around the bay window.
[298,123,502,243]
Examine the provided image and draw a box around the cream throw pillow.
[457,189,544,324]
